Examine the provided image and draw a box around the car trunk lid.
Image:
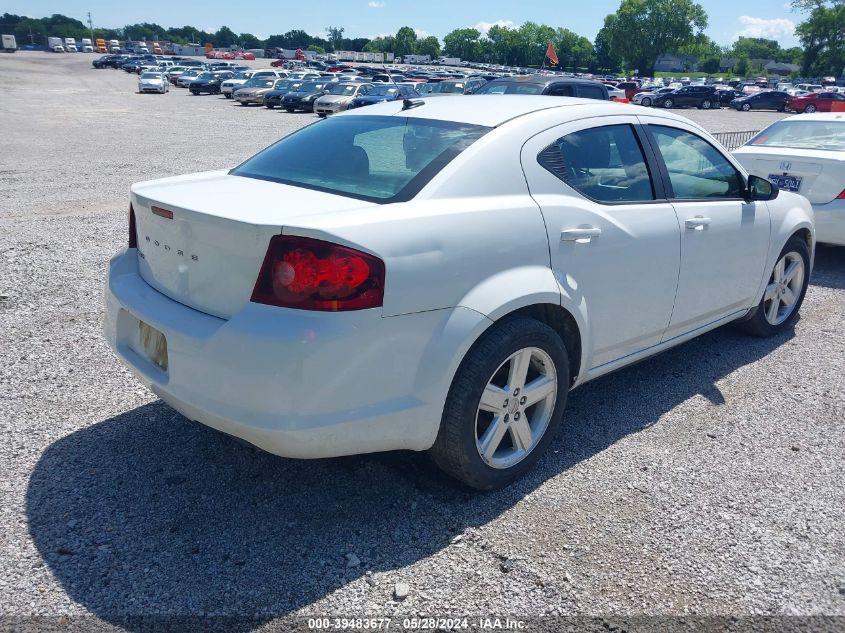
[131,170,371,319]
[734,147,845,203]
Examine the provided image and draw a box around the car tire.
[804,104,817,113]
[662,98,674,108]
[265,104,274,109]
[641,97,652,107]
[317,113,327,118]
[285,107,295,113]
[742,103,752,111]
[700,99,712,109]
[429,317,569,490]
[239,102,247,106]
[736,235,810,338]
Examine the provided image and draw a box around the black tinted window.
[578,85,606,100]
[232,115,490,203]
[547,84,575,97]
[538,124,654,202]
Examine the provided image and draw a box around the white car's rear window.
[750,121,845,151]
[232,115,490,203]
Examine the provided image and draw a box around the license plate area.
[768,174,802,193]
[135,320,169,372]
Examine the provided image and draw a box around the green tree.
[514,21,556,66]
[555,27,595,71]
[416,35,441,59]
[394,26,418,58]
[325,26,344,51]
[442,27,481,61]
[600,0,708,76]
[363,35,395,54]
[213,26,237,47]
[594,23,622,72]
[486,24,518,65]
[793,0,845,75]
[736,54,750,76]
[238,33,263,49]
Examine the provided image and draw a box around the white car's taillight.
[251,235,385,311]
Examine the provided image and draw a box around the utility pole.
[87,12,94,44]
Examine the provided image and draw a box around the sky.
[4,0,804,48]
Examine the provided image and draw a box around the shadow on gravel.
[26,324,794,627]
[811,244,845,290]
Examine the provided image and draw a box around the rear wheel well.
[505,304,582,386]
[793,228,812,252]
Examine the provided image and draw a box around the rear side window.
[538,124,655,203]
[547,84,575,97]
[232,115,490,203]
[577,85,607,100]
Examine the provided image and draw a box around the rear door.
[638,116,771,338]
[521,116,681,368]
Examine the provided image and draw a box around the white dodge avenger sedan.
[105,97,814,489]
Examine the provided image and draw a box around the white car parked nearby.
[137,72,169,94]
[734,113,845,245]
[104,97,815,489]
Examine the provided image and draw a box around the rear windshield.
[749,120,845,151]
[326,83,360,95]
[231,115,491,203]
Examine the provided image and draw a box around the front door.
[638,118,772,339]
[521,116,681,369]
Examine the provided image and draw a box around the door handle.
[685,216,712,230]
[561,227,601,243]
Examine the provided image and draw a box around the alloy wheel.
[702,99,712,109]
[475,347,557,470]
[742,103,751,111]
[663,99,673,108]
[642,97,651,107]
[763,252,805,326]
[805,104,816,113]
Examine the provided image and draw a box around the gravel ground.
[1,53,844,627]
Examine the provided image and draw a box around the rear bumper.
[235,94,264,104]
[104,249,482,459]
[812,198,845,246]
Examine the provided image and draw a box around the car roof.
[340,94,681,127]
[483,76,602,87]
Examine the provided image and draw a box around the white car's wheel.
[738,236,809,337]
[430,317,569,489]
[641,97,652,107]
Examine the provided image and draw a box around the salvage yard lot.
[1,53,844,622]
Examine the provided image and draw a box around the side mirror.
[747,174,779,201]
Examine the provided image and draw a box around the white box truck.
[1,34,16,52]
[48,36,64,52]
[439,57,461,66]
[81,37,93,52]
[64,37,77,52]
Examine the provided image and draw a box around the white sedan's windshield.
[140,73,162,79]
[750,121,845,151]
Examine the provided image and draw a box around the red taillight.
[251,235,385,311]
[128,203,138,248]
[837,189,845,199]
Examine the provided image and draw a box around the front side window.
[649,125,744,199]
[232,115,490,203]
[538,124,655,203]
